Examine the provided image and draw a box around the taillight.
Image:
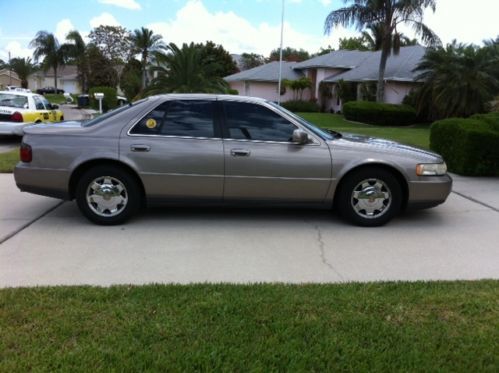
[11,112,23,122]
[20,143,32,163]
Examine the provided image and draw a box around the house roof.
[224,61,303,83]
[293,50,372,70]
[324,45,426,83]
[0,69,20,80]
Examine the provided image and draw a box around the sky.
[0,0,498,62]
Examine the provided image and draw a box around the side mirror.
[292,129,309,144]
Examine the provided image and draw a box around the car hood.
[330,132,443,163]
[23,121,83,134]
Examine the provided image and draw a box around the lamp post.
[277,0,285,105]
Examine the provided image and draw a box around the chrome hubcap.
[351,178,391,219]
[86,176,128,217]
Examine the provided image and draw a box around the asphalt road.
[1,173,498,287]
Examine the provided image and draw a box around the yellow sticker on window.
[146,118,157,129]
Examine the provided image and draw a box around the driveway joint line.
[312,223,346,281]
[0,201,65,245]
[451,191,499,213]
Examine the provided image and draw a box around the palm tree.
[147,43,227,95]
[8,57,36,88]
[413,41,499,119]
[361,23,418,51]
[325,0,440,102]
[30,31,65,90]
[131,27,164,90]
[62,30,88,92]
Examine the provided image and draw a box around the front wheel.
[336,167,402,227]
[76,166,140,225]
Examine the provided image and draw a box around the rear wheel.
[76,166,140,225]
[336,167,402,227]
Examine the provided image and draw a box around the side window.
[130,100,215,138]
[33,96,45,110]
[130,102,168,135]
[224,102,296,142]
[161,100,214,138]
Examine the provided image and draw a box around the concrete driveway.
[1,173,498,287]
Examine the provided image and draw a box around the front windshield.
[267,101,334,140]
[0,93,28,109]
[82,98,148,127]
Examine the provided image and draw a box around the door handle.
[131,144,151,152]
[230,149,251,157]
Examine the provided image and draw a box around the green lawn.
[0,149,18,173]
[44,93,79,105]
[300,112,431,149]
[1,282,498,371]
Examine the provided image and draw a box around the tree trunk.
[376,45,389,102]
[54,65,58,91]
[142,52,147,89]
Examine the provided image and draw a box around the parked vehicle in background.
[117,96,128,106]
[14,94,452,226]
[0,91,64,135]
[36,86,65,94]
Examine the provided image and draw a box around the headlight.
[416,162,447,176]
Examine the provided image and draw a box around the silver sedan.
[14,94,452,226]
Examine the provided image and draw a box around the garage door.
[62,80,79,94]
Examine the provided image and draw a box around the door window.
[223,101,296,142]
[130,100,215,138]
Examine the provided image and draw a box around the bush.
[430,114,499,176]
[281,100,319,113]
[88,86,118,112]
[343,101,417,126]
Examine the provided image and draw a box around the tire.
[76,166,140,225]
[336,167,402,227]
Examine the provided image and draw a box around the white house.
[225,45,426,111]
[28,65,80,93]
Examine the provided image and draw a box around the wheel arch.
[68,159,145,202]
[333,162,409,211]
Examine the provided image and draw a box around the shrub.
[88,86,118,112]
[430,115,499,176]
[343,101,417,126]
[281,100,319,113]
[226,88,239,95]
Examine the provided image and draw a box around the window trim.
[127,98,221,140]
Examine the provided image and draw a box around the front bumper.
[407,174,453,209]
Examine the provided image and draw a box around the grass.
[300,112,431,149]
[44,93,79,105]
[1,281,498,371]
[0,149,18,173]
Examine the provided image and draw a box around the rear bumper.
[0,121,31,136]
[14,164,70,200]
[406,174,453,210]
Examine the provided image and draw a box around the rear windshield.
[0,93,28,109]
[82,98,148,127]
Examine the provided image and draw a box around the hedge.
[343,101,417,126]
[88,86,118,113]
[281,100,319,113]
[430,114,499,176]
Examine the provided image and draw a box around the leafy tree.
[284,77,312,100]
[88,25,134,63]
[147,42,228,95]
[131,27,164,89]
[120,59,142,100]
[325,0,440,102]
[413,41,499,119]
[195,41,238,78]
[30,31,65,90]
[269,47,310,62]
[62,30,89,92]
[240,53,266,70]
[8,57,35,88]
[339,36,370,51]
[314,45,335,56]
[86,44,118,88]
[0,59,6,69]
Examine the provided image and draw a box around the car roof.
[0,90,41,98]
[152,93,269,104]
